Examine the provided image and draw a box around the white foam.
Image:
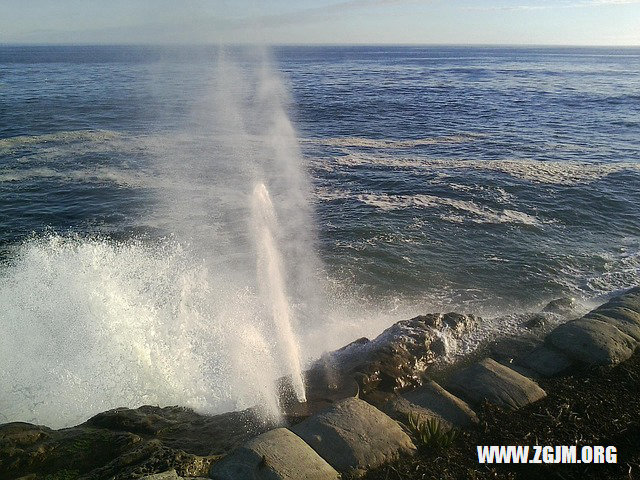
[302,134,483,149]
[0,130,123,152]
[330,153,640,186]
[0,235,291,428]
[356,192,541,226]
[0,50,322,427]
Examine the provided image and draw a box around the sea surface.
[1,45,639,426]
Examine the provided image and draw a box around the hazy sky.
[1,0,639,46]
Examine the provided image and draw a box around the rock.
[585,312,640,342]
[593,306,640,327]
[210,428,339,480]
[141,470,182,480]
[307,312,478,395]
[523,314,548,330]
[489,336,541,364]
[402,380,478,427]
[0,406,257,480]
[602,287,640,313]
[363,390,453,430]
[447,358,547,409]
[82,438,217,480]
[87,405,270,456]
[291,397,416,476]
[518,345,573,377]
[0,421,143,479]
[546,317,637,365]
[542,297,577,315]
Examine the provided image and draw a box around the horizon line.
[1,42,640,48]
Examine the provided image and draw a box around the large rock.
[447,358,547,409]
[0,421,143,479]
[518,345,573,377]
[546,317,637,365]
[0,406,263,479]
[602,287,640,313]
[542,297,577,316]
[489,335,542,365]
[585,312,640,342]
[403,380,478,427]
[595,306,640,326]
[291,397,415,476]
[210,428,339,480]
[307,313,478,395]
[363,390,454,430]
[87,405,270,456]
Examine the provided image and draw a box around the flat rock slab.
[447,358,547,409]
[291,397,416,476]
[518,345,573,377]
[210,428,339,480]
[547,317,637,365]
[403,380,478,426]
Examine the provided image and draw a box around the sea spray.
[0,48,319,427]
[252,183,306,402]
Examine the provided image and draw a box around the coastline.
[2,287,639,479]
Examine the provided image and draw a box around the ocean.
[1,45,639,427]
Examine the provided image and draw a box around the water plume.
[252,183,306,403]
[0,47,318,427]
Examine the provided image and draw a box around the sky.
[1,0,639,46]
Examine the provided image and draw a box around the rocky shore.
[2,287,639,480]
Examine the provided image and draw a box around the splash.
[0,48,319,427]
[252,183,306,402]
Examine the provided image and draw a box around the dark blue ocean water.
[1,45,640,427]
[1,45,639,313]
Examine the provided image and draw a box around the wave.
[302,133,484,149]
[0,167,150,187]
[0,130,123,152]
[316,188,541,226]
[328,153,640,186]
[0,235,325,428]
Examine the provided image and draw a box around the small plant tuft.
[406,412,457,449]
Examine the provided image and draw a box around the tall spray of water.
[252,183,306,402]
[0,47,320,427]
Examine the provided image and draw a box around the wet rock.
[0,406,265,479]
[307,312,478,395]
[210,428,339,480]
[0,421,142,479]
[447,358,546,409]
[76,438,217,480]
[542,297,577,316]
[87,405,271,457]
[546,317,637,365]
[523,314,548,330]
[602,287,640,313]
[489,335,542,364]
[140,470,181,480]
[403,380,478,427]
[291,397,416,477]
[518,345,573,377]
[363,390,452,430]
[593,305,640,329]
[585,312,640,342]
